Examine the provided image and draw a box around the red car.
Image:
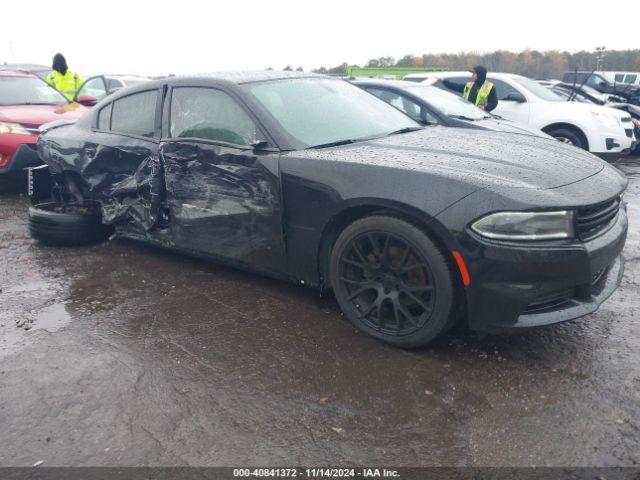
[0,70,88,187]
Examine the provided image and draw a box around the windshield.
[512,76,564,102]
[0,76,68,106]
[245,78,418,149]
[580,85,604,97]
[406,85,489,120]
[553,87,594,104]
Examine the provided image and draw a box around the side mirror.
[77,95,98,107]
[251,140,274,152]
[504,92,526,103]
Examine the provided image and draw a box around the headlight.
[591,110,620,128]
[471,211,575,241]
[0,122,31,135]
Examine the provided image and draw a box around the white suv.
[405,71,636,160]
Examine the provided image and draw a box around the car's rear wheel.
[329,215,456,348]
[28,202,113,246]
[546,127,587,150]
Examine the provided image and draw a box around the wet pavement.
[0,158,639,467]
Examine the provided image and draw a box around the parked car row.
[21,71,628,349]
[399,71,637,159]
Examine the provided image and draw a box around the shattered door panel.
[96,144,163,234]
[160,141,286,272]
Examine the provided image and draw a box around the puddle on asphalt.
[0,302,71,358]
[2,280,53,295]
[30,302,72,332]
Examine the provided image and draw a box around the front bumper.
[590,127,635,158]
[0,143,43,176]
[462,204,628,333]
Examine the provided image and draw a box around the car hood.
[0,103,87,128]
[300,127,605,190]
[472,117,550,138]
[541,100,630,120]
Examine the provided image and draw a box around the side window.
[97,104,112,130]
[77,77,107,101]
[441,76,470,96]
[366,88,416,117]
[397,95,424,121]
[586,75,603,87]
[106,78,124,92]
[110,90,157,138]
[615,74,625,82]
[488,78,521,101]
[625,74,637,83]
[367,87,439,125]
[170,87,260,146]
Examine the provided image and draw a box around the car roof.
[104,74,152,82]
[351,78,430,89]
[94,70,332,106]
[0,63,49,70]
[404,71,523,81]
[0,70,37,78]
[176,70,325,84]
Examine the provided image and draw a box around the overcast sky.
[2,0,638,76]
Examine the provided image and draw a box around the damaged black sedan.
[30,71,628,348]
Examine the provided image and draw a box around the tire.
[28,202,113,246]
[329,215,457,348]
[546,127,587,150]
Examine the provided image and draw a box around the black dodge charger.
[30,71,628,348]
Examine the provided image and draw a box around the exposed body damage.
[34,72,627,337]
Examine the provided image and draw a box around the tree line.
[305,49,640,79]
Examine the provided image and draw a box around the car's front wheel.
[329,215,457,348]
[546,127,587,150]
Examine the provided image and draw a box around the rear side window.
[615,74,625,82]
[170,87,259,146]
[110,90,157,138]
[97,104,111,130]
[625,74,637,83]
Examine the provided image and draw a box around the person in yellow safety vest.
[436,65,498,112]
[46,53,83,101]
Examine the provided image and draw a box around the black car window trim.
[92,87,162,142]
[163,85,276,151]
[96,102,113,131]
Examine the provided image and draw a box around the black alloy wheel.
[330,216,457,348]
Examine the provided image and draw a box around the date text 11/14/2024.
[233,468,400,478]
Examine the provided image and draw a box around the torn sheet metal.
[159,141,285,270]
[38,131,163,236]
[37,127,286,274]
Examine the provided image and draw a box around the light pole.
[595,46,606,71]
